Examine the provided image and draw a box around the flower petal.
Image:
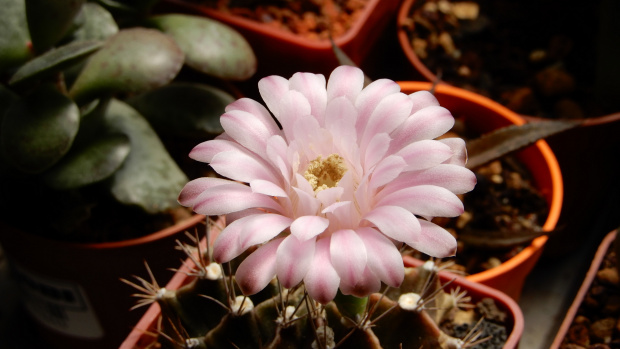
[376,185,464,218]
[277,90,312,141]
[389,106,455,154]
[363,205,421,245]
[380,164,477,196]
[326,65,364,102]
[276,235,316,288]
[304,238,340,304]
[210,150,279,184]
[220,109,280,158]
[330,229,367,286]
[225,97,281,135]
[290,215,329,241]
[178,177,233,207]
[396,139,453,171]
[325,96,358,150]
[363,133,391,172]
[236,238,284,295]
[360,92,412,151]
[189,139,241,163]
[213,214,257,263]
[250,179,288,197]
[193,182,282,216]
[368,155,407,191]
[239,214,293,250]
[439,137,468,166]
[407,90,440,114]
[339,265,381,298]
[357,227,404,288]
[355,78,401,137]
[407,220,457,258]
[289,72,327,125]
[258,75,289,118]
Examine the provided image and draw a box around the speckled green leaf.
[9,40,103,86]
[25,0,85,53]
[128,83,234,137]
[102,99,188,214]
[69,28,184,104]
[150,14,256,80]
[1,84,79,174]
[43,133,130,190]
[0,0,33,71]
[71,2,119,41]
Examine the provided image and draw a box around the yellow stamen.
[304,154,347,192]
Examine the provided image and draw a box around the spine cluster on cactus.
[124,218,499,349]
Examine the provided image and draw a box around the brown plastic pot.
[0,214,206,349]
[161,0,400,78]
[550,229,618,348]
[121,242,524,348]
[398,81,564,301]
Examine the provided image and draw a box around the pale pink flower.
[178,66,475,303]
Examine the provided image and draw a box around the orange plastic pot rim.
[397,81,564,283]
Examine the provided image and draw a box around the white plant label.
[12,264,104,338]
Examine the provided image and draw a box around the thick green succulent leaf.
[25,0,85,53]
[68,28,184,104]
[1,84,79,174]
[43,133,130,190]
[466,118,583,169]
[102,99,188,214]
[0,0,33,71]
[9,40,103,87]
[150,14,256,80]
[71,2,119,41]
[127,83,234,137]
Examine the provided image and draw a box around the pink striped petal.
[258,75,289,118]
[330,229,367,286]
[225,98,281,135]
[250,179,288,197]
[396,139,453,171]
[220,109,280,158]
[389,106,455,153]
[355,79,401,137]
[304,238,340,304]
[316,186,344,208]
[363,205,421,245]
[276,235,316,288]
[338,265,381,298]
[213,214,258,263]
[360,92,412,150]
[407,220,457,258]
[363,133,390,171]
[376,185,464,218]
[407,90,440,114]
[368,155,407,191]
[266,135,292,184]
[289,72,327,125]
[239,214,293,250]
[210,150,278,184]
[357,227,404,288]
[236,238,284,295]
[439,138,468,166]
[325,97,358,147]
[277,90,312,141]
[178,177,232,207]
[326,65,364,102]
[380,164,477,196]
[189,139,242,163]
[290,215,329,241]
[193,183,282,216]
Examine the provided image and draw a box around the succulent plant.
[0,0,257,241]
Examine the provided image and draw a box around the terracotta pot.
[550,229,618,348]
[0,214,206,349]
[160,0,400,78]
[398,81,563,301]
[121,245,524,348]
[396,0,438,83]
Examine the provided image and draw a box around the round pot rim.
[163,0,383,49]
[397,81,563,284]
[397,0,439,82]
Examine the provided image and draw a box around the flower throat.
[304,154,346,192]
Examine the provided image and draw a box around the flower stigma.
[304,154,347,193]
